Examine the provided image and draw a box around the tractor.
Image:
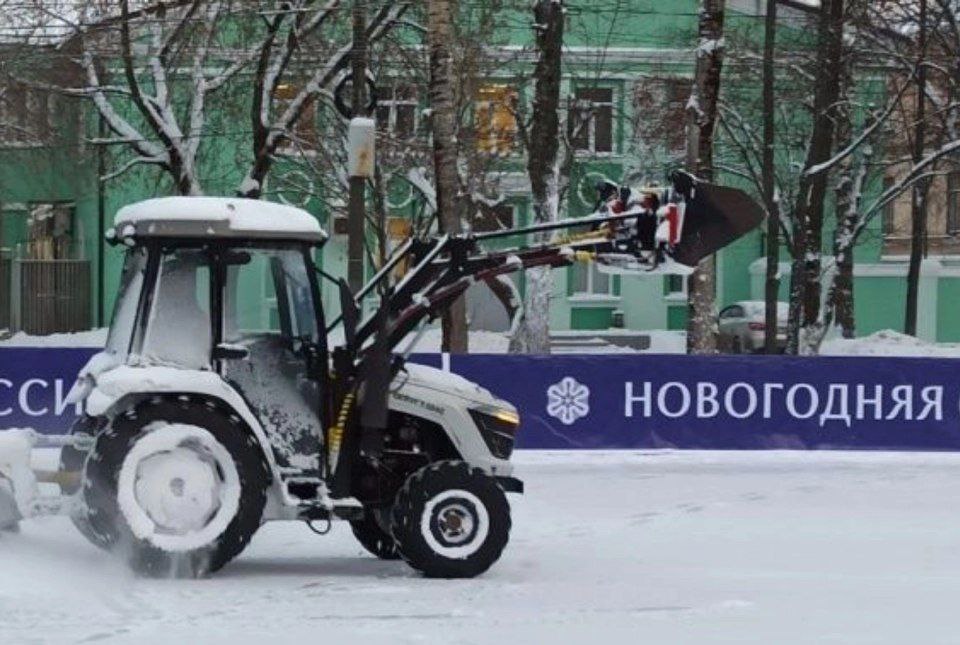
[0,173,763,578]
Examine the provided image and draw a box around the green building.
[0,0,957,344]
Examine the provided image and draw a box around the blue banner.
[2,348,959,450]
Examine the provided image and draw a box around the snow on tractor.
[0,172,763,578]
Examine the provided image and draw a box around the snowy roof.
[113,196,327,243]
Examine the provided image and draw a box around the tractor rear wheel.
[83,397,270,578]
[391,460,510,578]
[60,418,112,551]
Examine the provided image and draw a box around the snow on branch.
[803,78,912,178]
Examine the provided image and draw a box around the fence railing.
[8,259,91,335]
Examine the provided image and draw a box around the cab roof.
[111,196,327,243]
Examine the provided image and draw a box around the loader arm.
[324,173,764,495]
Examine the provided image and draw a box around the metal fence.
[11,259,91,335]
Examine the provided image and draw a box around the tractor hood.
[394,363,513,410]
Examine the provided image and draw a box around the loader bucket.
[670,181,765,268]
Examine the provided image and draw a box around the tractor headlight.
[468,405,520,460]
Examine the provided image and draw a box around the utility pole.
[347,0,368,294]
[905,0,927,337]
[427,0,468,352]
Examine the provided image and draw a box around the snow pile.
[821,329,960,358]
[0,328,108,348]
[3,325,957,359]
[0,429,37,516]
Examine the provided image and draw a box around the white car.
[717,300,788,353]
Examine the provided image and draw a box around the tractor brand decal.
[5,347,960,451]
[391,390,446,417]
[546,377,591,426]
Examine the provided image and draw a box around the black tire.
[391,460,510,579]
[60,417,112,550]
[83,396,270,578]
[350,511,401,560]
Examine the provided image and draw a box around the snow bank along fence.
[2,347,960,450]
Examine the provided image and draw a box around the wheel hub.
[133,444,224,535]
[437,504,474,544]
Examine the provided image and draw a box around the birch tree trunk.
[428,0,468,353]
[509,0,564,355]
[685,0,726,355]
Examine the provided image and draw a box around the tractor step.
[281,475,363,521]
[297,497,364,522]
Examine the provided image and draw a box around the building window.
[882,175,896,237]
[475,84,518,155]
[0,84,53,146]
[664,274,685,298]
[569,87,614,154]
[948,171,960,235]
[571,263,613,296]
[273,83,317,154]
[376,84,418,139]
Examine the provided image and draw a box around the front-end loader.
[0,172,763,578]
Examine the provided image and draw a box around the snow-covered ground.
[4,450,960,644]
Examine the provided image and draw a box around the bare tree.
[239,1,410,198]
[427,0,467,352]
[685,0,726,354]
[508,0,563,355]
[761,0,780,353]
[905,0,929,336]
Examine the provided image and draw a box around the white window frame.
[570,263,617,300]
[377,84,418,139]
[570,86,616,156]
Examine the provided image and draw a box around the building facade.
[0,0,957,343]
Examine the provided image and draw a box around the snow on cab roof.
[113,196,326,242]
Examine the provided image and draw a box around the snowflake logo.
[546,377,591,426]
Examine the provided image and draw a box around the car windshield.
[104,248,147,358]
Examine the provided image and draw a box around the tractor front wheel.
[391,460,510,578]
